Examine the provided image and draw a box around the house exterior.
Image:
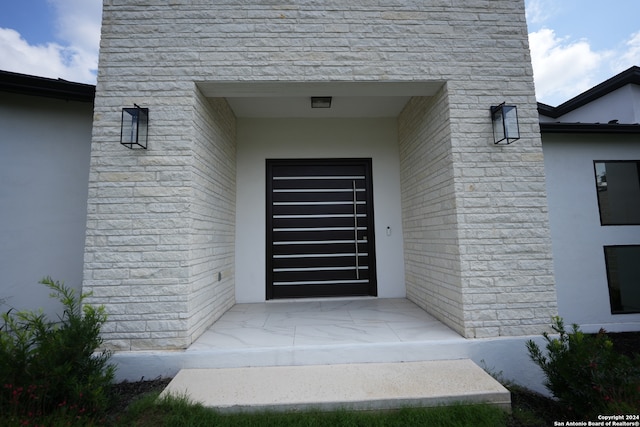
[539,66,640,332]
[79,0,558,351]
[2,20,639,397]
[3,1,639,362]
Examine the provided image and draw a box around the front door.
[266,159,377,299]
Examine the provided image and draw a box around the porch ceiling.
[196,81,444,118]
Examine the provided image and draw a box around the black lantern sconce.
[490,103,520,145]
[121,104,148,149]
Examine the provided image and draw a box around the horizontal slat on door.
[273,178,364,190]
[273,254,369,269]
[273,268,370,283]
[273,203,367,216]
[273,225,368,242]
[271,242,362,255]
[272,216,367,229]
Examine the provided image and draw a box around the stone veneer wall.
[187,91,236,343]
[399,88,466,335]
[86,0,557,349]
[84,83,236,351]
[399,85,558,338]
[449,78,558,338]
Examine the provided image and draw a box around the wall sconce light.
[121,104,148,149]
[311,96,332,108]
[490,103,520,145]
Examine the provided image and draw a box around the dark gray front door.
[266,159,377,299]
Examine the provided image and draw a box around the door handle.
[353,180,359,280]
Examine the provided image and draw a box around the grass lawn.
[114,392,511,427]
[0,366,568,427]
[0,382,558,427]
[101,380,559,427]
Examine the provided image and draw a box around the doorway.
[266,159,377,299]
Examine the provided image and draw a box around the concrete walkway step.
[160,359,511,413]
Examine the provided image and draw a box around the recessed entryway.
[234,118,406,302]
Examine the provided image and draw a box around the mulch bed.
[108,376,172,416]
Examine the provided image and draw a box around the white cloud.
[525,0,561,26]
[529,28,640,105]
[614,31,640,74]
[0,28,93,83]
[49,0,102,54]
[0,0,101,84]
[528,28,609,105]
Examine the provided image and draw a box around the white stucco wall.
[543,133,640,332]
[0,93,92,316]
[539,85,640,124]
[235,118,405,302]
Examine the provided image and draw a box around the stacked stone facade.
[85,0,557,349]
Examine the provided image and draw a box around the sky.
[0,0,638,106]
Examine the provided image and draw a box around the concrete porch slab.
[111,298,549,396]
[160,359,511,413]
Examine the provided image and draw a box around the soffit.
[196,81,444,118]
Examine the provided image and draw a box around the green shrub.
[0,277,115,423]
[526,316,640,418]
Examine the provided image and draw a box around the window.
[604,246,640,314]
[594,161,640,225]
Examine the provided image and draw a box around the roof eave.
[540,122,640,134]
[538,66,640,119]
[0,70,95,103]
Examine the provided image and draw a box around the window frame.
[593,160,640,226]
[604,244,640,315]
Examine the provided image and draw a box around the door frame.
[266,158,378,299]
